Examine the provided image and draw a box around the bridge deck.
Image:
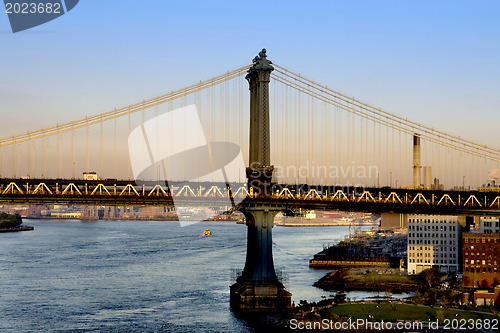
[1,178,500,215]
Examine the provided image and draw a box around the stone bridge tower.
[230,49,291,311]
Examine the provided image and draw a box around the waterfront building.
[462,232,500,288]
[83,172,99,180]
[407,215,461,275]
[473,286,500,306]
[380,213,408,229]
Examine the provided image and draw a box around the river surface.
[0,220,401,332]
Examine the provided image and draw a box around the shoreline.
[294,301,498,329]
[276,222,378,227]
[0,226,34,233]
[314,268,419,293]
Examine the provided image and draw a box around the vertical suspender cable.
[141,109,145,179]
[12,143,17,178]
[54,132,58,178]
[310,94,314,183]
[378,123,381,187]
[391,121,395,186]
[373,120,376,186]
[323,95,327,184]
[100,117,103,178]
[338,105,342,185]
[325,99,329,185]
[401,130,406,186]
[128,112,131,180]
[351,111,355,184]
[398,130,402,188]
[114,116,117,179]
[283,83,287,180]
[11,140,15,177]
[44,136,48,178]
[348,111,352,184]
[86,117,89,172]
[57,127,61,178]
[72,127,75,179]
[386,119,389,185]
[26,135,30,177]
[297,83,300,182]
[361,115,365,180]
[233,78,237,151]
[220,81,224,142]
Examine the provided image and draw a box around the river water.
[0,220,399,332]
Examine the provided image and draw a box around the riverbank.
[0,226,34,233]
[314,268,419,292]
[313,302,497,325]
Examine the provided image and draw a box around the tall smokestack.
[423,166,431,190]
[413,134,421,189]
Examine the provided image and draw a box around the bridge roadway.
[1,178,500,216]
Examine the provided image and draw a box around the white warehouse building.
[407,215,461,275]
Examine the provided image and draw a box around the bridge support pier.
[230,207,291,311]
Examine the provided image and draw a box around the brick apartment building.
[462,233,500,287]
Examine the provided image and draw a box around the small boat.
[203,229,212,236]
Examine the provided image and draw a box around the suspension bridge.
[1,49,500,310]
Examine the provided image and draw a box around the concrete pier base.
[230,280,291,311]
[230,208,291,312]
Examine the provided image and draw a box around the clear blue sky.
[1,0,499,146]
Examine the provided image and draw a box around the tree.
[297,300,309,309]
[436,309,445,323]
[439,296,449,308]
[413,290,423,304]
[418,268,442,289]
[333,290,347,304]
[425,288,438,306]
[462,276,471,287]
[0,213,22,228]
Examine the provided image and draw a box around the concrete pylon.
[230,49,291,311]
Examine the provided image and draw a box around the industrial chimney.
[413,134,421,189]
[423,166,431,190]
